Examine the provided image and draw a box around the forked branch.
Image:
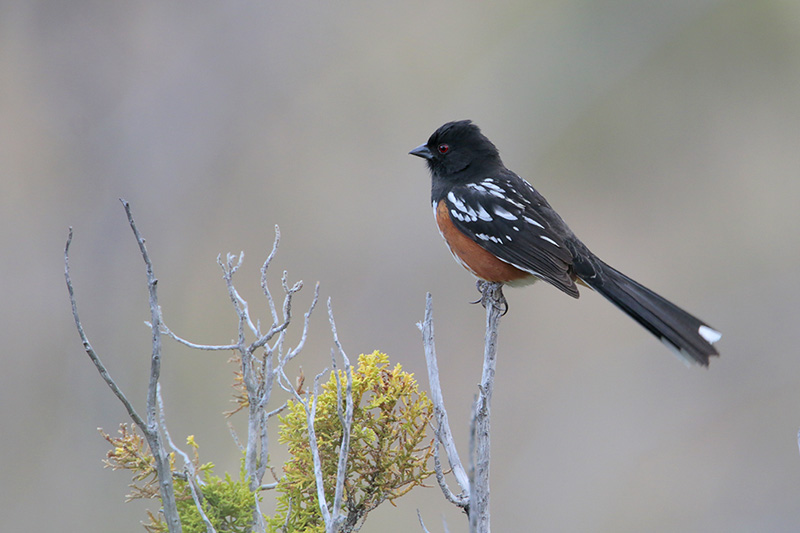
[418,282,505,533]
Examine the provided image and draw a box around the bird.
[409,120,721,366]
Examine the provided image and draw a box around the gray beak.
[409,144,433,160]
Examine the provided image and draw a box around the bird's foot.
[472,281,508,316]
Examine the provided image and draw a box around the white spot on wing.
[447,191,466,213]
[540,235,560,247]
[698,325,722,344]
[476,204,493,221]
[447,192,484,222]
[524,216,544,229]
[494,206,518,220]
[481,180,504,193]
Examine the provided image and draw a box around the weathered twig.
[260,225,281,325]
[417,509,432,533]
[417,294,470,505]
[277,297,355,532]
[307,369,332,525]
[432,438,463,507]
[328,299,353,531]
[158,384,217,533]
[65,228,145,430]
[418,282,504,533]
[122,199,183,533]
[66,199,183,533]
[208,229,320,533]
[469,281,503,533]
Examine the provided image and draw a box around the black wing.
[442,173,579,297]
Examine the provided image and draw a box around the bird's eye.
[438,144,450,154]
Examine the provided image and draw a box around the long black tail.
[573,254,721,366]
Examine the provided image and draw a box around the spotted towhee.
[410,120,721,366]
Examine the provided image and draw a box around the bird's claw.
[472,281,508,315]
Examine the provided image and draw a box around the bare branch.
[74,206,330,533]
[417,293,470,498]
[266,402,288,419]
[419,283,503,533]
[158,384,196,484]
[186,474,216,533]
[226,421,244,452]
[260,225,281,324]
[121,200,165,421]
[328,300,354,530]
[432,438,465,508]
[156,322,239,351]
[219,252,251,347]
[327,298,350,368]
[468,281,504,533]
[282,498,293,532]
[158,384,216,533]
[120,198,182,533]
[417,509,432,533]
[255,352,274,485]
[65,227,145,431]
[307,370,332,526]
[282,282,320,365]
[69,201,181,531]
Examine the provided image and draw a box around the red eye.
[438,144,450,154]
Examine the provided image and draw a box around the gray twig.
[417,509,432,533]
[307,369,332,525]
[328,299,353,531]
[417,294,470,503]
[419,283,504,533]
[468,281,503,533]
[65,228,145,431]
[121,199,183,533]
[66,200,183,532]
[432,438,463,507]
[158,384,216,533]
[261,226,281,324]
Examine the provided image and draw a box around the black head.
[409,120,502,180]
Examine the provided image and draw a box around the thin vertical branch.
[120,199,182,533]
[121,199,165,422]
[419,283,504,533]
[417,294,470,502]
[432,437,462,507]
[65,227,145,431]
[158,384,217,533]
[277,298,355,533]
[307,370,332,526]
[67,201,182,532]
[468,282,503,533]
[417,510,432,533]
[328,299,353,530]
[261,225,281,324]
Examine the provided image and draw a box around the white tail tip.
[698,325,722,344]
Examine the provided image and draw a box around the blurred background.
[2,0,800,531]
